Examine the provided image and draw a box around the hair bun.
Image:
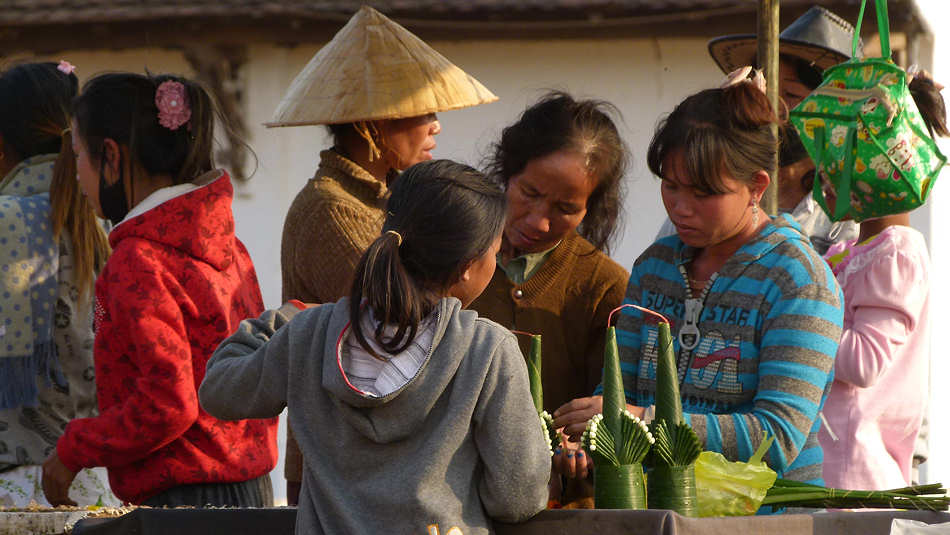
[721,82,780,129]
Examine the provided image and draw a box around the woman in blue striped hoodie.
[555,70,843,486]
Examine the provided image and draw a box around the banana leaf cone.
[526,334,543,413]
[648,322,700,516]
[654,321,683,426]
[646,421,701,516]
[521,333,559,453]
[589,327,648,509]
[601,327,625,451]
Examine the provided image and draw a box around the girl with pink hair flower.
[41,72,277,507]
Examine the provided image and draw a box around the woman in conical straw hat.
[270,5,497,504]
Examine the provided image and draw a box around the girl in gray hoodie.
[200,160,551,534]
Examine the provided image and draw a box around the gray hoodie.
[199,297,550,535]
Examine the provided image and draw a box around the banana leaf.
[602,326,625,460]
[594,464,647,510]
[525,334,543,413]
[654,321,683,426]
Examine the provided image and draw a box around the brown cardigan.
[280,149,388,484]
[471,231,629,414]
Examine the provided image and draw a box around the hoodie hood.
[320,297,480,443]
[108,170,237,271]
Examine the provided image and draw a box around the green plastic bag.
[694,436,777,517]
[789,0,945,222]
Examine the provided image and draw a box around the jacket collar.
[319,149,389,200]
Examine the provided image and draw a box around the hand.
[553,396,647,443]
[552,396,603,442]
[552,431,593,479]
[42,451,78,506]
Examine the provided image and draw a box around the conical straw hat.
[267,5,498,127]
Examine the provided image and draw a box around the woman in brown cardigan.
[470,92,630,506]
[270,6,497,504]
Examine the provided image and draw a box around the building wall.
[17,28,947,500]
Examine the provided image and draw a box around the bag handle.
[836,128,857,221]
[811,126,856,222]
[811,127,834,218]
[853,0,892,59]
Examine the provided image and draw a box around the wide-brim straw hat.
[266,5,498,127]
[708,6,860,75]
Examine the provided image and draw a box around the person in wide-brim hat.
[708,5,859,77]
[267,4,496,173]
[275,6,498,505]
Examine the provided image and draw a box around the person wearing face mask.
[270,6,498,504]
[470,92,630,505]
[654,6,861,255]
[0,61,115,507]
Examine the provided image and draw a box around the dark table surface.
[72,507,950,535]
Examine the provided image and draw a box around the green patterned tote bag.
[790,0,945,222]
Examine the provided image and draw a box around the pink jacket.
[819,225,930,490]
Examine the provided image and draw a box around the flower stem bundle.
[762,479,950,511]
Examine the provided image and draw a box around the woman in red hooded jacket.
[41,72,277,507]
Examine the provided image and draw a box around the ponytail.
[721,82,781,129]
[50,129,110,307]
[909,73,949,138]
[349,231,433,357]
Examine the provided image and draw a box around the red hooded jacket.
[58,171,277,504]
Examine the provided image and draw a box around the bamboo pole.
[757,0,780,215]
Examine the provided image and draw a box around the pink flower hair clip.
[155,80,192,131]
[57,60,76,75]
[721,65,767,94]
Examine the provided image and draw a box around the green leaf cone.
[602,327,626,461]
[654,321,683,426]
[526,334,543,413]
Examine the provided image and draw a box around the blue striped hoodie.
[616,215,843,484]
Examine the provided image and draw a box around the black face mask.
[98,149,129,226]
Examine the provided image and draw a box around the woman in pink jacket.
[818,71,946,490]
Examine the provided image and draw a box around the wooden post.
[756,0,780,215]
